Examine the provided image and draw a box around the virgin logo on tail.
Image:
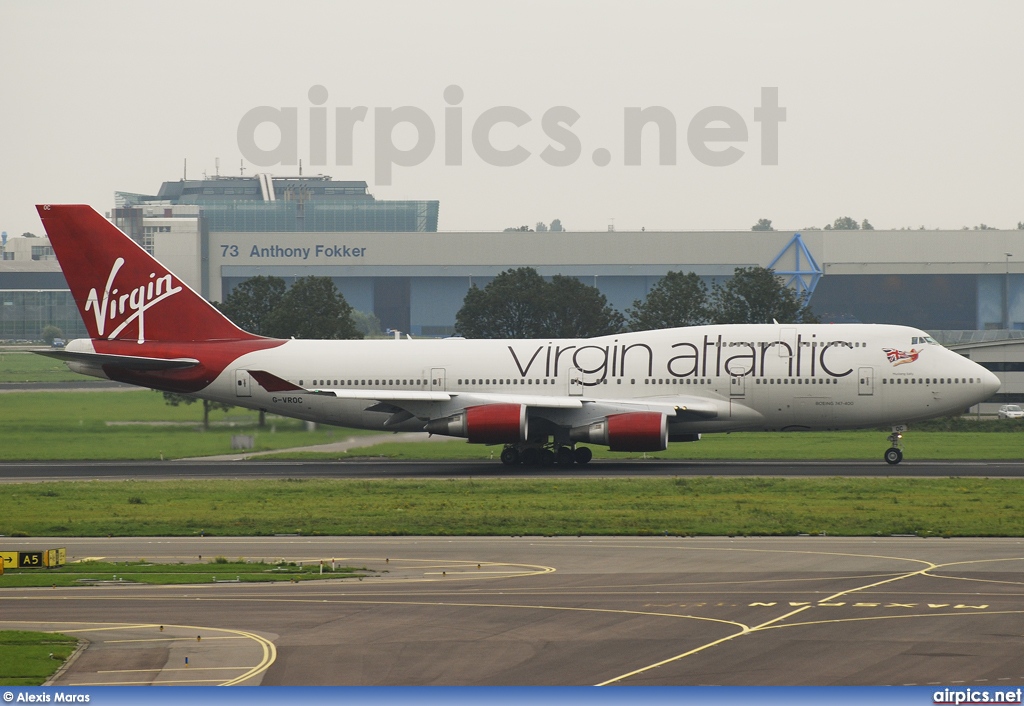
[85,257,182,343]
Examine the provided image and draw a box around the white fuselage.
[181,323,999,436]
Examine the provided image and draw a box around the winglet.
[248,370,304,392]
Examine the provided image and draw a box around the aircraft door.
[568,367,584,396]
[430,368,446,391]
[779,328,797,358]
[234,369,252,397]
[729,374,745,397]
[858,366,874,396]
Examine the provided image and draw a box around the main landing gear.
[500,443,592,467]
[884,425,906,465]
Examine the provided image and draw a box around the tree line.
[456,266,816,338]
[213,267,815,344]
[216,276,362,339]
[754,217,1024,231]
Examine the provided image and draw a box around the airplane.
[35,204,1001,466]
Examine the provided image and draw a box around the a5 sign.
[19,551,43,567]
[0,549,66,569]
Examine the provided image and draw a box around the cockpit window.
[911,336,938,345]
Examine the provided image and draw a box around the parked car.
[998,404,1024,420]
[50,337,65,348]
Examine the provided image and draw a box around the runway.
[2,458,1024,482]
[3,536,1024,685]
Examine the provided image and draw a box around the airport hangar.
[0,174,1021,405]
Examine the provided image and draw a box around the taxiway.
[3,536,1024,686]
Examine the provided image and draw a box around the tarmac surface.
[3,536,1024,686]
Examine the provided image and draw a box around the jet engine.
[570,411,668,452]
[424,403,528,444]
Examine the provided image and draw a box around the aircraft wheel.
[520,448,542,466]
[540,449,556,467]
[500,447,520,466]
[884,448,903,465]
[573,447,593,465]
[555,447,574,467]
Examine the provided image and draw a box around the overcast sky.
[1,1,1022,237]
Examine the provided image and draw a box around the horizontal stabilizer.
[37,349,199,371]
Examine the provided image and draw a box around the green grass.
[0,631,77,687]
[0,390,376,460]
[268,428,1024,461]
[0,559,368,588]
[2,477,1023,537]
[0,378,1019,462]
[0,351,92,383]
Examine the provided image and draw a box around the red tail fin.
[36,204,258,343]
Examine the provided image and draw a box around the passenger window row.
[301,379,426,387]
[755,378,835,385]
[457,378,549,385]
[645,378,709,385]
[882,377,977,385]
[724,341,868,348]
[292,375,979,389]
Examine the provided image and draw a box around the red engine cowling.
[570,412,668,452]
[423,404,528,444]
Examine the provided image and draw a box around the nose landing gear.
[884,425,906,465]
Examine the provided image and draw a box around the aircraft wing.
[248,370,581,406]
[329,389,587,407]
[247,370,718,419]
[248,370,451,402]
[37,349,200,371]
